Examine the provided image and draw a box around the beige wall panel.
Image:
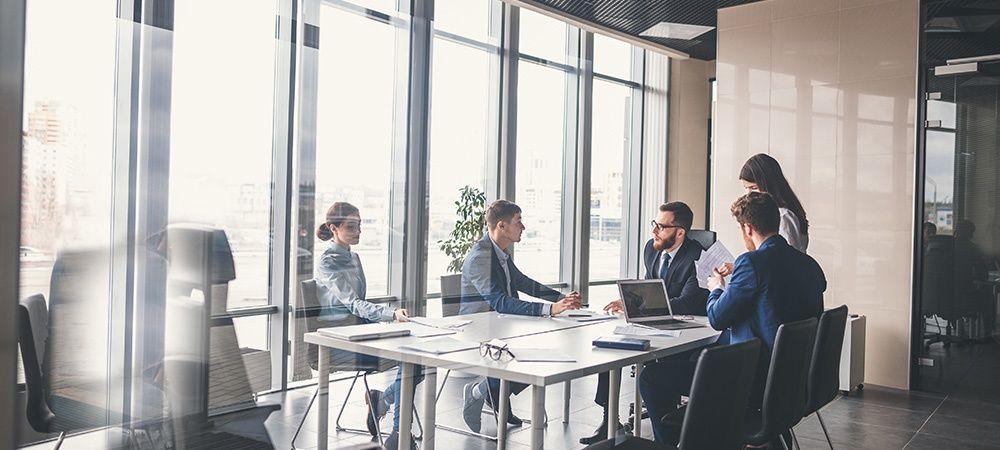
[715,0,919,389]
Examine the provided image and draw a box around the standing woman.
[739,153,810,252]
[316,201,419,448]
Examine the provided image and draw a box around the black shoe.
[579,417,623,445]
[485,395,523,427]
[366,389,389,437]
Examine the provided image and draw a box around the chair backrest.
[686,229,717,251]
[759,317,817,439]
[805,305,849,415]
[17,294,55,433]
[678,338,762,450]
[300,279,388,373]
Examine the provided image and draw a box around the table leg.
[633,364,642,438]
[317,346,329,450]
[399,363,415,450]
[498,380,511,450]
[531,385,546,449]
[563,381,571,424]
[423,368,437,450]
[608,368,621,439]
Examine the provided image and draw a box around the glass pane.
[315,7,402,297]
[434,0,494,43]
[514,62,568,284]
[19,0,118,442]
[589,79,633,281]
[594,33,633,80]
[927,99,956,130]
[427,37,494,295]
[170,0,279,412]
[519,8,569,64]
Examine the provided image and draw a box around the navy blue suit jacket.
[707,235,826,355]
[642,238,709,315]
[459,235,563,316]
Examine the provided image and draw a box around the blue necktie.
[658,252,671,281]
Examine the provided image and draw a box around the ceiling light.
[640,22,714,40]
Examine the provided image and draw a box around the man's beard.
[743,232,756,252]
[653,234,677,252]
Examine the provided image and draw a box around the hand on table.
[603,299,624,314]
[551,297,582,315]
[394,308,410,322]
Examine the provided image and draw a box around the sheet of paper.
[401,322,457,338]
[614,324,681,338]
[695,240,736,289]
[510,348,576,362]
[408,317,473,329]
[555,310,617,322]
[399,337,478,354]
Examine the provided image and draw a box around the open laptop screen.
[618,279,673,318]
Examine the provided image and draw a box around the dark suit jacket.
[707,235,826,353]
[643,238,709,315]
[459,235,563,316]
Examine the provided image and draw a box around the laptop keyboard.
[644,317,685,326]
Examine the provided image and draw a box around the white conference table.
[304,311,720,450]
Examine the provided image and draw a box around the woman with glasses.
[316,201,419,449]
[739,153,810,253]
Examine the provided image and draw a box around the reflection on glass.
[427,37,493,293]
[18,0,117,443]
[515,62,567,284]
[589,79,633,281]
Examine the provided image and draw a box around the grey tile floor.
[258,371,1000,450]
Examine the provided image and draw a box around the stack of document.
[694,241,736,289]
[614,324,681,338]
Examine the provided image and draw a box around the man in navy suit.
[581,201,709,444]
[706,191,826,402]
[459,199,582,433]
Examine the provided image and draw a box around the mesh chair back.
[300,279,391,373]
[759,317,817,440]
[679,338,762,450]
[805,305,848,415]
[18,294,55,432]
[686,230,717,251]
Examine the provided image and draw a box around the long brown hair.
[739,154,809,235]
[316,202,360,241]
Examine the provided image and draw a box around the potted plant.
[437,186,486,308]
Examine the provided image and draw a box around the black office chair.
[801,305,849,450]
[685,229,717,251]
[585,339,763,450]
[17,294,66,449]
[291,279,421,449]
[743,317,818,450]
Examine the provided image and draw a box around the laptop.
[318,323,411,341]
[617,279,704,330]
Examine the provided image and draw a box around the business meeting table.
[303,310,721,450]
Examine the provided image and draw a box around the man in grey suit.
[580,201,709,444]
[459,199,582,432]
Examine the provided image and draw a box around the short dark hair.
[730,192,779,235]
[486,199,521,230]
[658,202,694,231]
